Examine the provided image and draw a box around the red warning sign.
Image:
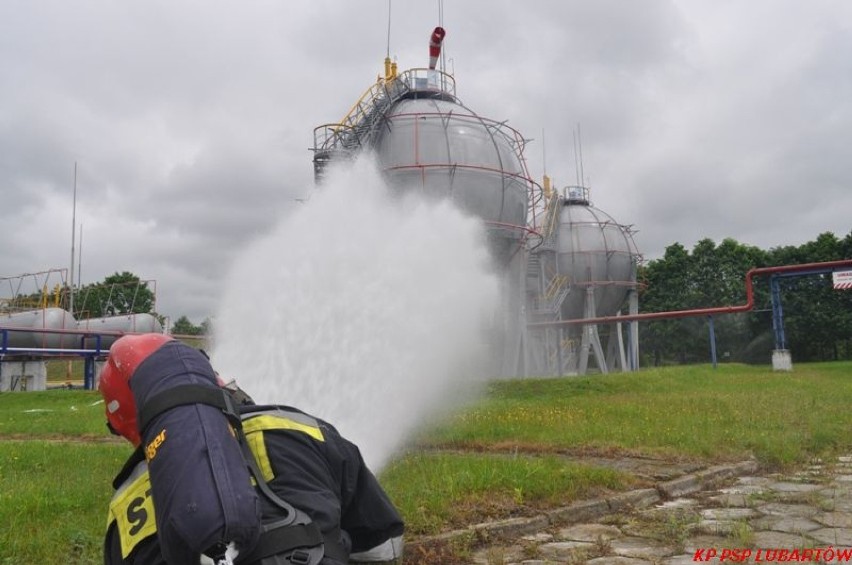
[833,270,852,290]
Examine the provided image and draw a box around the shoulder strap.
[136,384,348,564]
[112,446,146,489]
[137,384,239,434]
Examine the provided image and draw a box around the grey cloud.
[3,1,852,322]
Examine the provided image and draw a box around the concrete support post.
[0,360,48,391]
[772,349,793,371]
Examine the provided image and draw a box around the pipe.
[528,259,852,328]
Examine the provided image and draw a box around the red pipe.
[528,259,852,328]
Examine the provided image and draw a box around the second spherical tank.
[553,192,640,320]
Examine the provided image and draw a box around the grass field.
[422,362,852,467]
[2,361,851,563]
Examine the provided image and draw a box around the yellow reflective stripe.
[246,429,274,482]
[107,469,156,558]
[103,412,325,558]
[242,414,324,442]
[242,414,325,483]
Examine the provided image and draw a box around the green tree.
[641,231,852,365]
[74,272,156,318]
[640,242,695,364]
[172,315,204,336]
[640,238,769,365]
[765,232,852,361]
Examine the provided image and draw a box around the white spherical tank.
[373,96,530,259]
[554,192,640,320]
[312,62,536,377]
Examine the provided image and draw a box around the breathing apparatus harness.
[136,385,347,565]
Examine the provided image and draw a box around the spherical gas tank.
[373,97,529,236]
[0,308,76,349]
[555,198,639,320]
[76,313,164,349]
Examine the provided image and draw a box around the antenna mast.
[572,129,581,186]
[386,0,392,58]
[438,0,446,70]
[577,124,586,187]
[69,162,77,316]
[77,224,83,289]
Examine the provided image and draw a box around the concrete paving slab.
[408,454,852,564]
[750,515,822,534]
[696,519,737,536]
[546,499,611,525]
[558,524,623,543]
[814,512,852,528]
[607,536,676,560]
[766,481,822,493]
[752,530,817,549]
[607,489,660,512]
[662,554,704,565]
[756,502,820,517]
[659,475,700,498]
[808,527,852,547]
[471,544,528,565]
[586,557,650,565]
[737,475,772,483]
[706,493,748,507]
[521,532,555,543]
[474,515,550,541]
[537,540,597,561]
[828,499,852,513]
[700,508,757,520]
[682,534,729,553]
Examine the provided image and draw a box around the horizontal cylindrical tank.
[0,308,77,349]
[374,97,530,242]
[76,313,163,349]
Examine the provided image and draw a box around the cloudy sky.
[2,1,851,324]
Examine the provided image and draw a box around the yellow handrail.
[544,274,570,301]
[330,67,456,141]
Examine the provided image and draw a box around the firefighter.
[99,333,404,565]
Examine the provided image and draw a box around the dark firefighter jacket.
[104,404,404,565]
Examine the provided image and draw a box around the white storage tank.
[0,308,76,350]
[554,187,640,320]
[76,313,164,349]
[374,95,530,262]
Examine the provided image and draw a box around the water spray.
[212,156,500,470]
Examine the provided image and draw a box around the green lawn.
[423,362,852,467]
[0,441,130,564]
[2,362,851,563]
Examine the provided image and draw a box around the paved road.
[415,455,852,564]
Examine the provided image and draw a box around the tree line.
[639,231,852,365]
[8,232,848,363]
[5,270,210,336]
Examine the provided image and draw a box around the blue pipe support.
[708,315,718,368]
[84,356,96,390]
[770,275,787,350]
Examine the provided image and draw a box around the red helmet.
[99,333,174,446]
